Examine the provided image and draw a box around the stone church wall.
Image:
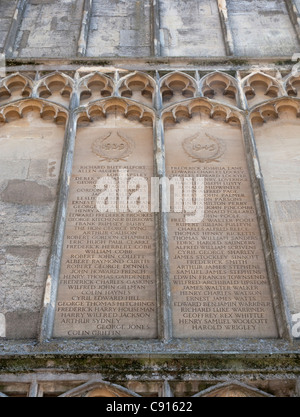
[0,0,299,398]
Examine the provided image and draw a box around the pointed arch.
[78,72,114,103]
[250,97,300,127]
[76,97,155,127]
[160,71,198,106]
[117,71,155,106]
[241,72,283,108]
[193,381,274,397]
[0,98,69,126]
[59,380,141,398]
[200,71,239,107]
[162,97,243,127]
[284,71,300,97]
[0,73,33,104]
[34,72,74,108]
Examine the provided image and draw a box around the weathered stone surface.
[227,0,300,56]
[0,160,30,181]
[294,0,300,13]
[14,0,84,57]
[160,0,226,57]
[253,115,300,314]
[0,110,65,338]
[0,0,299,398]
[5,310,40,339]
[1,0,300,58]
[0,180,55,206]
[6,245,41,260]
[0,0,18,50]
[87,0,151,57]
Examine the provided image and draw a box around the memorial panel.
[165,115,278,338]
[54,118,157,338]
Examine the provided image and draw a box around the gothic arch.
[160,71,198,106]
[241,72,283,108]
[284,69,300,97]
[117,71,155,107]
[199,71,239,107]
[77,97,155,127]
[162,97,243,127]
[79,72,114,104]
[192,381,274,397]
[36,72,74,106]
[250,97,300,127]
[59,380,141,398]
[0,98,68,126]
[0,73,33,104]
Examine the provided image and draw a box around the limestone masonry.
[0,0,300,398]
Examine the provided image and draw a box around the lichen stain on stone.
[5,246,41,260]
[0,179,55,206]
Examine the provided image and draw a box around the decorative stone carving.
[285,73,300,97]
[162,97,242,126]
[118,72,155,106]
[242,72,282,108]
[0,99,68,126]
[77,97,154,127]
[250,98,300,127]
[182,132,226,163]
[193,381,274,397]
[0,70,297,344]
[59,381,140,397]
[37,72,74,106]
[0,73,32,104]
[79,72,114,103]
[200,72,238,107]
[0,70,296,114]
[160,72,197,105]
[91,131,135,162]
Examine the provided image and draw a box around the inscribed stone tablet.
[165,118,278,338]
[54,122,157,338]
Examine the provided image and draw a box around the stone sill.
[1,337,300,356]
[3,56,298,73]
[0,338,300,378]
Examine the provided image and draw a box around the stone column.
[39,75,80,342]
